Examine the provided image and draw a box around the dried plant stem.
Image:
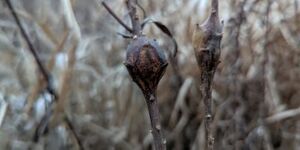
[145,93,166,150]
[25,31,69,114]
[5,0,58,137]
[6,0,83,148]
[53,40,82,150]
[126,0,165,149]
[101,1,133,33]
[54,41,77,118]
[201,71,215,150]
[5,0,57,99]
[6,0,54,142]
[211,0,219,14]
[266,107,300,124]
[25,76,46,114]
[125,0,141,35]
[102,1,166,149]
[192,0,223,149]
[64,116,84,150]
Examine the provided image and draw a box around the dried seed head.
[124,36,168,95]
[192,10,223,73]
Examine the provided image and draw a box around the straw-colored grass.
[0,0,299,149]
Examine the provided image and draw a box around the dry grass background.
[0,0,299,150]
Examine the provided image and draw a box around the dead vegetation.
[0,0,299,150]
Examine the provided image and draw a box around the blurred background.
[0,0,299,149]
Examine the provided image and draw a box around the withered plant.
[102,0,177,149]
[2,0,300,149]
[192,0,223,149]
[4,0,83,149]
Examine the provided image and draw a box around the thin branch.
[25,30,69,114]
[33,106,53,142]
[64,116,84,150]
[5,0,60,142]
[169,78,193,126]
[266,107,300,124]
[5,0,57,99]
[62,0,81,39]
[101,1,133,33]
[135,0,147,19]
[126,0,141,35]
[6,2,84,150]
[211,0,219,14]
[145,93,166,150]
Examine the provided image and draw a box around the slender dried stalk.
[192,0,223,149]
[144,93,165,150]
[125,1,165,149]
[53,41,77,122]
[64,116,84,150]
[5,0,56,142]
[4,0,57,99]
[102,1,166,149]
[125,0,141,35]
[5,0,84,149]
[101,1,133,33]
[25,31,69,114]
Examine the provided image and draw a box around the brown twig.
[125,0,141,35]
[52,39,83,150]
[144,93,166,150]
[211,0,219,14]
[192,0,223,149]
[54,40,77,118]
[25,30,69,114]
[5,0,84,149]
[101,1,133,33]
[5,0,57,99]
[266,107,300,124]
[64,116,84,150]
[5,0,58,139]
[135,0,147,19]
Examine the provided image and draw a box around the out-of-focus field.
[0,0,299,149]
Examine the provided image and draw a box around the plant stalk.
[192,0,223,149]
[102,1,133,33]
[4,0,57,99]
[126,0,141,35]
[200,70,215,150]
[144,92,166,150]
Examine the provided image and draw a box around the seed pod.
[124,36,168,96]
[192,11,223,74]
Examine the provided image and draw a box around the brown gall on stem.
[124,36,167,150]
[192,11,223,73]
[192,0,223,149]
[124,36,168,98]
[102,1,171,149]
